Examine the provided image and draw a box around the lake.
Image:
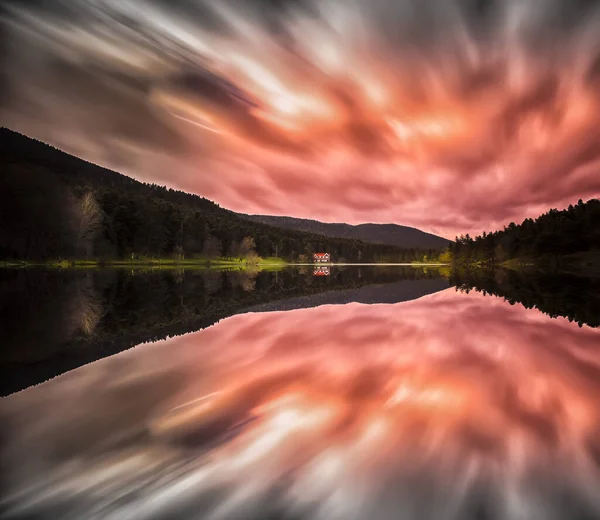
[1,266,600,519]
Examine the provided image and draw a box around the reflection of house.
[313,253,330,263]
[313,266,330,276]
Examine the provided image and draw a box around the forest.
[449,198,600,269]
[0,128,441,264]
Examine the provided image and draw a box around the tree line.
[449,198,600,267]
[451,269,600,328]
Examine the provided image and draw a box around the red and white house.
[313,253,331,263]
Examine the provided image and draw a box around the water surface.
[1,267,600,519]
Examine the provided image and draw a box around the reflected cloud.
[3,290,600,518]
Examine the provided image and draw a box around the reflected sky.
[2,289,600,519]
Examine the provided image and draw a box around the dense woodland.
[0,128,441,263]
[450,198,600,267]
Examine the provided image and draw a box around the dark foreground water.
[1,267,600,519]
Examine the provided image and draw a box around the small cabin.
[313,253,330,263]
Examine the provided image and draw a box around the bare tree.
[239,236,259,265]
[239,236,256,257]
[77,192,103,259]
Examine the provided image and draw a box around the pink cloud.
[5,290,600,516]
[3,0,600,238]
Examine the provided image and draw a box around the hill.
[242,214,450,250]
[0,128,443,263]
[450,198,600,271]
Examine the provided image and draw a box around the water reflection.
[452,268,600,328]
[0,267,448,395]
[2,289,600,519]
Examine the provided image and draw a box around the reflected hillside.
[0,266,448,395]
[451,269,600,328]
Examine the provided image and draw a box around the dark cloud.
[150,0,232,34]
[586,52,600,86]
[168,70,257,109]
[0,0,82,19]
[0,25,186,165]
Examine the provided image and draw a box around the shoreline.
[1,260,450,269]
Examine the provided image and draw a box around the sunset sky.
[1,0,600,237]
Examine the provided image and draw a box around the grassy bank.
[452,252,600,278]
[1,258,451,270]
[1,256,290,269]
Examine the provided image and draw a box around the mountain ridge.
[241,214,450,250]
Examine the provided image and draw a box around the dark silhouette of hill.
[450,198,600,269]
[0,127,441,263]
[242,214,451,250]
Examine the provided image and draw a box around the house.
[313,253,330,263]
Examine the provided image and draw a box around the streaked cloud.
[2,0,600,236]
[4,290,600,517]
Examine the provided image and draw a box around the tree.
[438,249,452,263]
[239,236,256,257]
[227,240,240,260]
[202,234,222,259]
[239,236,259,265]
[76,192,103,259]
[494,244,506,263]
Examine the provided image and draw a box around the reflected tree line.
[452,269,600,328]
[2,263,600,395]
[0,266,444,395]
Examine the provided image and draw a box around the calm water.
[1,267,600,519]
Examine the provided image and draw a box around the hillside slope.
[450,198,600,269]
[242,214,450,250]
[0,128,442,263]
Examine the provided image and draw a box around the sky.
[1,0,600,238]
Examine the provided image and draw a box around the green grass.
[1,256,291,270]
[1,257,454,271]
[457,254,600,277]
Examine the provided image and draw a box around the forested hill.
[450,198,600,270]
[242,214,450,250]
[0,127,231,215]
[0,128,440,262]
